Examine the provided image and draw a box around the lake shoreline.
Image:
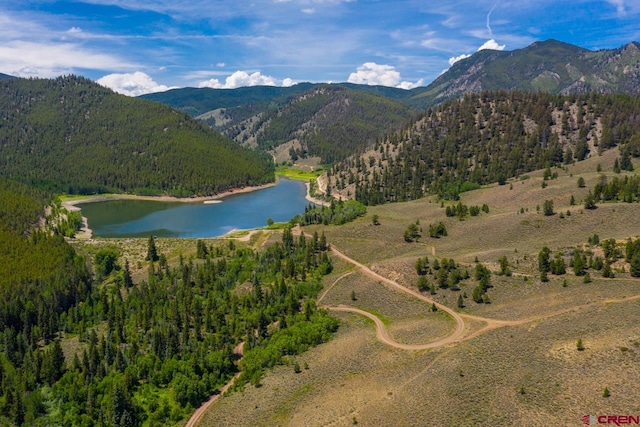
[61,176,325,240]
[304,181,328,207]
[61,181,279,239]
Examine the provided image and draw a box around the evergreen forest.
[0,76,274,196]
[328,91,640,204]
[0,180,337,425]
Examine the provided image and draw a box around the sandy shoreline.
[305,181,328,206]
[61,177,326,239]
[61,181,277,209]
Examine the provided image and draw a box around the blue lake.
[79,178,313,238]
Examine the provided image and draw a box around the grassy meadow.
[68,148,640,426]
[198,148,640,426]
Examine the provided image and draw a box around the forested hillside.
[0,177,338,425]
[217,85,415,163]
[0,179,92,423]
[328,90,640,204]
[0,76,274,196]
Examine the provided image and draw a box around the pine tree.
[472,285,484,303]
[621,151,634,171]
[538,247,551,273]
[146,235,159,262]
[415,257,425,275]
[631,252,640,278]
[584,190,597,209]
[602,262,614,278]
[457,294,464,309]
[196,240,208,259]
[123,259,133,288]
[613,158,621,173]
[573,251,586,276]
[43,339,66,384]
[417,276,429,292]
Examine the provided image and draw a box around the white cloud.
[97,71,175,96]
[606,0,626,16]
[198,70,279,89]
[347,62,422,89]
[396,79,424,90]
[448,38,506,67]
[66,27,83,35]
[448,53,471,66]
[477,38,506,51]
[348,62,401,86]
[301,8,315,14]
[216,62,226,67]
[0,41,134,78]
[282,77,296,87]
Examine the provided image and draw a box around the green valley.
[2,37,640,427]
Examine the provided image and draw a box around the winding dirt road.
[185,342,244,427]
[184,372,241,427]
[327,244,467,347]
[186,230,640,424]
[323,242,640,351]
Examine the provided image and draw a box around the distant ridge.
[407,40,640,108]
[142,40,640,114]
[144,83,415,164]
[140,40,640,164]
[0,73,15,80]
[141,82,411,117]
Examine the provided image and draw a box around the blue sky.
[2,0,639,96]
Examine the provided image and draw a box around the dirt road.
[185,342,244,427]
[327,245,467,347]
[184,372,241,427]
[186,231,640,423]
[323,242,640,351]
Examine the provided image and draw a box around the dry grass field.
[197,149,640,426]
[70,149,640,426]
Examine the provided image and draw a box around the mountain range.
[142,40,640,165]
[1,39,639,194]
[412,39,640,107]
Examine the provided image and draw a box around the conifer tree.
[146,235,159,262]
[630,252,640,278]
[123,259,133,288]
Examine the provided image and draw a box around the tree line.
[296,200,367,226]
